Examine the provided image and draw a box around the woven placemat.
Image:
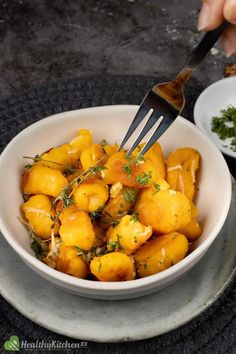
[0,75,235,354]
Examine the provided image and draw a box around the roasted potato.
[106,214,152,255]
[21,194,59,238]
[80,143,105,171]
[134,232,189,277]
[73,178,109,212]
[135,188,191,234]
[133,142,166,179]
[166,147,200,201]
[56,244,88,278]
[102,151,157,188]
[23,164,68,197]
[178,203,202,240]
[59,206,95,250]
[69,129,93,152]
[90,252,136,281]
[100,186,137,229]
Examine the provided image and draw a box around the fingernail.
[198,2,211,31]
[223,35,235,57]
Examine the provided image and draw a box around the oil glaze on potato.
[135,189,191,234]
[23,164,68,197]
[90,252,135,281]
[134,232,189,278]
[59,206,95,250]
[166,147,200,201]
[106,215,152,255]
[22,194,59,238]
[73,178,109,212]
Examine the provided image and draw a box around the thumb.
[224,0,236,24]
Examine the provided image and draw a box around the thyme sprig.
[23,155,76,174]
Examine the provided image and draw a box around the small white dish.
[0,105,232,299]
[194,77,236,159]
[0,179,235,341]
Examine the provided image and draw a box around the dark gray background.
[0,0,232,97]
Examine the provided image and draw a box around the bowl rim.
[0,104,232,292]
[193,76,236,159]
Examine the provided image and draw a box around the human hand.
[198,0,236,57]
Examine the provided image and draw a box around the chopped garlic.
[167,164,182,172]
[169,190,177,195]
[110,182,123,198]
[24,207,51,217]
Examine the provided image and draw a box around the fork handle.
[184,20,229,70]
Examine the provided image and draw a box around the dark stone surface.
[0,0,233,97]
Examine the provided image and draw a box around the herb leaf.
[153,182,161,193]
[31,239,43,260]
[130,211,140,223]
[136,171,152,185]
[122,189,137,203]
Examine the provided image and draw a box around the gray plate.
[0,181,235,343]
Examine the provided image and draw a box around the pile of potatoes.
[21,129,201,282]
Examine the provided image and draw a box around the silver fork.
[119,21,229,156]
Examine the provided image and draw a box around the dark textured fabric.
[0,75,235,353]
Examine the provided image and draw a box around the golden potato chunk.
[59,206,95,250]
[90,252,135,281]
[56,244,88,278]
[80,143,105,171]
[102,151,156,188]
[166,147,200,201]
[41,144,79,171]
[103,143,118,156]
[100,186,137,229]
[22,194,59,238]
[73,178,109,212]
[23,164,68,197]
[178,204,202,240]
[135,189,191,234]
[106,215,152,255]
[133,142,166,179]
[69,129,93,152]
[134,232,189,277]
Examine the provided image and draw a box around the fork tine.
[126,110,159,156]
[139,116,169,156]
[118,104,150,151]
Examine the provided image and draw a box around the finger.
[224,0,236,24]
[198,0,225,31]
[221,25,236,56]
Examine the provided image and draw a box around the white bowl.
[0,105,232,299]
[194,77,236,159]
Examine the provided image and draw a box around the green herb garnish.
[31,239,43,260]
[130,211,140,223]
[100,139,109,146]
[134,154,145,165]
[153,182,161,193]
[211,105,236,152]
[136,171,152,185]
[122,189,137,203]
